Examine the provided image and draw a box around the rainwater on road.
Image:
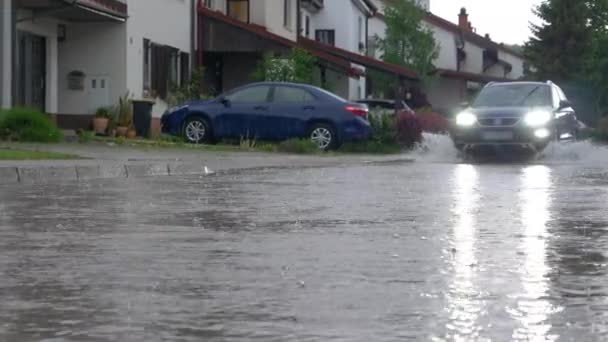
[2,137,608,341]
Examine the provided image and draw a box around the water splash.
[409,133,608,165]
[410,133,460,163]
[539,140,608,164]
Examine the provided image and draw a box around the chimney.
[458,8,469,31]
[484,33,490,40]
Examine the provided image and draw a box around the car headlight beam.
[456,112,477,127]
[524,110,551,127]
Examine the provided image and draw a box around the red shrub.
[416,111,449,133]
[396,110,422,147]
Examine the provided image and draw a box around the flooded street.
[2,139,608,341]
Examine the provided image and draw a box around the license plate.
[482,131,513,141]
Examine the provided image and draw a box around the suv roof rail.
[546,80,553,85]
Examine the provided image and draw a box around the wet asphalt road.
[1,150,608,341]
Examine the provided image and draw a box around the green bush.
[0,108,62,142]
[368,111,397,145]
[77,130,95,143]
[277,138,320,154]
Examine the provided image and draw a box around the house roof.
[198,4,418,81]
[423,13,525,59]
[197,5,363,78]
[436,68,512,83]
[299,37,419,80]
[373,5,525,59]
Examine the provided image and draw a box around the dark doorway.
[15,31,46,112]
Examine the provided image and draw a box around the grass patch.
[0,148,80,160]
[0,108,62,143]
[277,139,320,154]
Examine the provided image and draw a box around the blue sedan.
[161,82,371,150]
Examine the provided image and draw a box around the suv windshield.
[472,84,552,107]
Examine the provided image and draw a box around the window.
[203,0,214,9]
[557,86,568,101]
[315,30,335,46]
[227,0,249,22]
[305,15,310,37]
[472,84,551,107]
[284,0,293,29]
[273,86,315,103]
[551,86,560,108]
[226,86,271,103]
[143,38,189,99]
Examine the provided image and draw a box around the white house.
[1,0,194,134]
[302,0,377,100]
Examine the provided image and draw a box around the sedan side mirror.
[219,97,230,107]
[559,100,573,110]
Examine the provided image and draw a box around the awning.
[298,37,419,81]
[436,68,511,83]
[17,0,127,22]
[198,6,363,78]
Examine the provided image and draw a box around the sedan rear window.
[273,86,315,103]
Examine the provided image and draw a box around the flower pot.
[93,117,109,135]
[126,129,137,139]
[116,126,128,137]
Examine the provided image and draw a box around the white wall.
[126,0,193,117]
[263,0,297,41]
[368,16,385,59]
[57,22,127,115]
[16,12,60,114]
[311,0,358,52]
[461,42,484,74]
[500,51,525,79]
[426,23,457,70]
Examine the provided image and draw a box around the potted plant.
[115,92,132,137]
[126,125,137,139]
[93,107,111,135]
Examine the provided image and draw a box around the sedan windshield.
[472,84,551,107]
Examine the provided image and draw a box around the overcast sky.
[430,0,544,45]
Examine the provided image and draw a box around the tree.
[253,48,317,84]
[376,0,438,82]
[525,0,595,82]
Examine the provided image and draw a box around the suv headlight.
[524,110,551,127]
[456,112,477,127]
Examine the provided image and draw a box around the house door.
[15,31,46,112]
[88,76,111,113]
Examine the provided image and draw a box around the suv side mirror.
[459,101,469,108]
[559,100,572,110]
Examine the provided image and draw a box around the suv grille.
[478,118,519,127]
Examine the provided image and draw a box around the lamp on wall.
[58,24,66,42]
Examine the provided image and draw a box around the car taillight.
[345,105,368,118]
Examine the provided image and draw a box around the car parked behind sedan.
[161,82,371,150]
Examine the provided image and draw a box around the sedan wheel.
[309,124,335,150]
[184,118,210,144]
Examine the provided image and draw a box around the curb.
[0,163,213,185]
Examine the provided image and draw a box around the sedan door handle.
[254,105,268,111]
[303,105,315,110]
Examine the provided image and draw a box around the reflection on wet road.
[1,159,608,341]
